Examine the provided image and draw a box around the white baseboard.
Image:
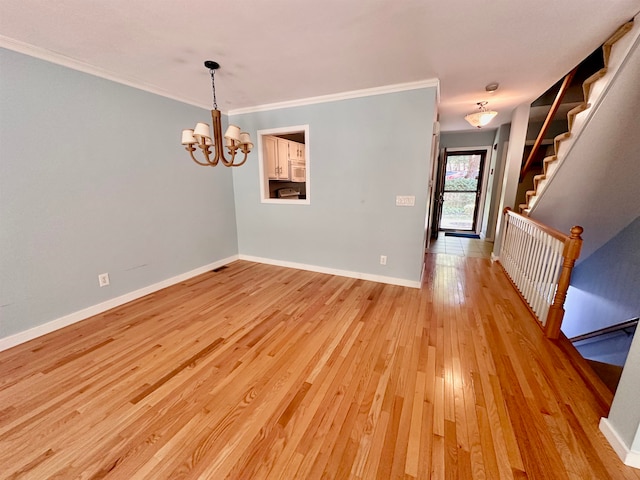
[0,254,420,352]
[629,451,640,469]
[600,417,640,469]
[238,255,421,289]
[0,255,239,352]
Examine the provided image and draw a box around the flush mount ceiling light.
[485,82,500,93]
[181,61,253,167]
[464,101,498,128]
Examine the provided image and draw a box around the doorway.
[434,149,487,233]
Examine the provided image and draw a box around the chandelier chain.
[209,67,218,110]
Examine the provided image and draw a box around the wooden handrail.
[520,68,577,180]
[569,317,638,343]
[499,208,583,339]
[503,207,569,242]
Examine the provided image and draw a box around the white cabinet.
[264,135,290,180]
[264,135,278,179]
[288,141,305,162]
[276,138,290,179]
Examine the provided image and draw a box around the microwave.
[290,161,306,182]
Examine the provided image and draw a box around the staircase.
[570,318,638,393]
[586,360,623,393]
[519,19,636,215]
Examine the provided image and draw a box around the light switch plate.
[396,195,415,207]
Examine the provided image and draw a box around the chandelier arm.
[220,147,237,167]
[223,145,250,167]
[199,144,220,166]
[228,150,250,167]
[185,145,214,166]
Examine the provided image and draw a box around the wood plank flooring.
[1,255,638,479]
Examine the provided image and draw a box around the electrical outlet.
[98,273,110,287]
[380,255,387,265]
[396,195,415,207]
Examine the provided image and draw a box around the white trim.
[629,451,640,469]
[1,35,439,115]
[238,255,421,289]
[443,146,493,235]
[599,418,640,469]
[257,125,309,136]
[0,255,239,352]
[257,125,311,204]
[600,418,630,462]
[260,198,311,205]
[0,254,420,351]
[0,35,207,110]
[229,79,440,115]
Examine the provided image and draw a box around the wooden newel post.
[545,225,583,339]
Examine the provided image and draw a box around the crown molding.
[228,78,440,116]
[1,35,439,116]
[0,35,207,110]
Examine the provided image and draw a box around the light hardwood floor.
[1,255,638,479]
[426,236,494,258]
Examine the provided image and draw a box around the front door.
[436,150,487,233]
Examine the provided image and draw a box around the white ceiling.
[1,0,639,131]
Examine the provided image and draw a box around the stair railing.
[498,208,583,339]
[520,68,576,181]
[570,317,638,343]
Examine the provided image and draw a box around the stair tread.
[603,21,634,49]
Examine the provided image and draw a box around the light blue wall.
[482,124,510,240]
[562,215,640,338]
[0,49,239,339]
[230,88,437,283]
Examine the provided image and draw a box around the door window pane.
[444,154,481,191]
[440,192,476,230]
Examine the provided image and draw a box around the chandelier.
[181,61,253,167]
[464,101,498,128]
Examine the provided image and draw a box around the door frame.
[432,146,493,235]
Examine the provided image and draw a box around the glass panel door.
[439,150,486,231]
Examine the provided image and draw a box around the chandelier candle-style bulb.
[181,61,252,167]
